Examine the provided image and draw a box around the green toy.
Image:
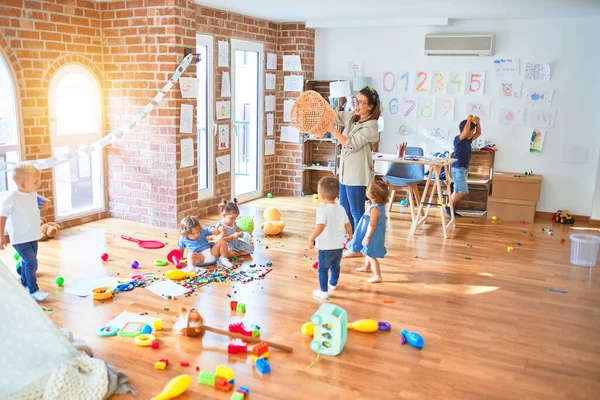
[197,371,216,386]
[236,216,255,233]
[309,303,348,356]
[267,193,273,198]
[55,276,64,287]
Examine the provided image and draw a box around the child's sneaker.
[31,290,49,302]
[328,283,337,292]
[312,289,329,299]
[218,257,233,267]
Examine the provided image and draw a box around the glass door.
[230,39,263,201]
[196,34,214,200]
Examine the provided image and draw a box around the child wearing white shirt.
[309,177,353,299]
[0,164,48,302]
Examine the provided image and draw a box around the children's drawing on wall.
[418,97,436,120]
[397,123,416,136]
[525,89,553,108]
[265,95,276,112]
[447,71,466,95]
[466,72,485,95]
[220,72,231,97]
[435,97,455,121]
[266,113,274,136]
[529,129,546,154]
[266,53,277,70]
[431,71,449,94]
[493,58,519,77]
[499,108,524,126]
[466,102,490,119]
[265,73,276,90]
[216,101,231,120]
[561,145,588,164]
[283,55,302,72]
[420,127,448,145]
[524,62,551,81]
[218,125,229,150]
[401,96,418,123]
[179,78,200,98]
[499,80,522,98]
[527,110,556,128]
[413,71,431,94]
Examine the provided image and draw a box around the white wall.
[315,17,600,215]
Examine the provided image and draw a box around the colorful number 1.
[400,71,409,92]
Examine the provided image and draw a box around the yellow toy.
[152,374,191,400]
[154,361,167,370]
[302,318,379,335]
[135,334,156,347]
[260,207,286,236]
[165,269,196,280]
[92,286,113,301]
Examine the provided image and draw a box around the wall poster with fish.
[525,89,553,108]
[420,127,448,145]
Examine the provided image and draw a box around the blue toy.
[401,329,424,349]
[308,304,348,356]
[255,358,271,375]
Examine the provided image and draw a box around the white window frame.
[196,34,215,201]
[0,51,23,197]
[230,39,264,203]
[48,64,105,221]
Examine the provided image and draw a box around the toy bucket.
[569,234,600,267]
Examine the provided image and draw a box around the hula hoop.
[135,333,156,346]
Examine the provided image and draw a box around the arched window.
[49,64,104,219]
[0,53,21,194]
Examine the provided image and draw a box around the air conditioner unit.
[424,34,495,56]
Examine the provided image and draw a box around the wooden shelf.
[303,165,335,172]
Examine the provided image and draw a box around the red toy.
[121,235,165,249]
[180,361,190,367]
[151,341,160,349]
[228,340,248,354]
[167,249,183,269]
[251,342,269,358]
[101,253,109,261]
[215,376,233,392]
[230,301,238,311]
[312,261,318,269]
[229,322,252,337]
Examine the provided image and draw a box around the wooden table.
[373,153,458,238]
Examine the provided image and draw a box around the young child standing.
[308,177,353,299]
[447,115,481,217]
[178,216,233,269]
[352,180,389,283]
[0,164,48,302]
[216,199,254,257]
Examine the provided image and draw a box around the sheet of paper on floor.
[63,277,121,297]
[105,311,162,328]
[145,280,191,299]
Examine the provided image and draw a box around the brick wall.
[275,24,315,196]
[0,0,315,228]
[0,0,107,225]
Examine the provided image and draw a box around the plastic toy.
[96,325,119,337]
[313,194,318,199]
[216,365,235,381]
[154,320,163,331]
[135,333,156,347]
[347,319,378,333]
[267,193,273,198]
[121,234,165,249]
[55,276,64,287]
[117,322,151,337]
[230,301,238,311]
[507,246,514,252]
[92,286,113,301]
[261,207,286,236]
[151,374,191,400]
[101,253,109,261]
[151,341,160,349]
[165,269,196,280]
[255,358,271,375]
[229,322,252,337]
[167,249,183,269]
[198,371,217,386]
[154,259,168,267]
[251,342,269,361]
[378,321,391,331]
[312,261,318,269]
[492,216,498,222]
[155,361,167,370]
[308,303,348,356]
[400,329,424,349]
[180,361,189,367]
[231,393,244,400]
[236,216,255,233]
[215,376,233,392]
[236,303,246,314]
[131,260,139,269]
[228,339,248,354]
[553,210,575,224]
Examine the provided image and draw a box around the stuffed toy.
[173,307,204,337]
[552,210,575,224]
[236,216,255,233]
[260,207,285,236]
[40,218,61,241]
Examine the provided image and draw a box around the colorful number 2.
[416,72,428,92]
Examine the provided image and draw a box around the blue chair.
[382,147,424,220]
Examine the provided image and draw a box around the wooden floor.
[4,196,600,399]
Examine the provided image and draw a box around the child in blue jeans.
[0,164,49,302]
[309,177,353,299]
[349,180,389,283]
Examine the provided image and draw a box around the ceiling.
[194,0,600,24]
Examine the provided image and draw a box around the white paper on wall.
[466,102,490,119]
[524,62,551,81]
[179,78,200,98]
[493,58,519,77]
[447,71,466,95]
[527,109,556,128]
[218,125,229,150]
[435,97,455,121]
[265,139,275,156]
[267,53,277,70]
[418,97,436,120]
[284,75,304,92]
[283,99,295,122]
[281,126,299,143]
[499,79,522,98]
[265,95,276,112]
[216,154,231,175]
[180,138,194,168]
[283,55,302,71]
[218,41,229,67]
[499,107,524,126]
[179,104,193,133]
[266,113,274,136]
[431,71,449,94]
[561,144,587,164]
[265,73,276,90]
[220,72,231,97]
[466,71,485,95]
[216,101,231,120]
[525,88,553,108]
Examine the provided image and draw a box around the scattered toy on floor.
[101,253,109,261]
[167,249,183,269]
[307,304,348,356]
[506,246,514,252]
[236,216,255,233]
[55,276,64,287]
[553,209,575,224]
[261,207,286,236]
[40,217,61,241]
[267,193,273,198]
[255,358,271,375]
[131,260,140,269]
[152,373,191,400]
[400,329,424,349]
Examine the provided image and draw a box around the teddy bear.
[260,207,285,236]
[40,217,61,241]
[173,306,204,337]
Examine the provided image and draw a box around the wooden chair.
[382,147,425,221]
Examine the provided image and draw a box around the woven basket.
[290,90,337,137]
